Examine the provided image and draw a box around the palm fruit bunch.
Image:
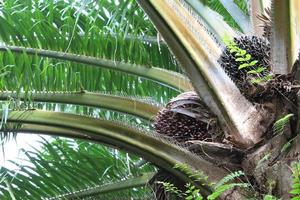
[218,34,299,103]
[154,91,222,143]
[152,92,223,200]
[218,36,271,101]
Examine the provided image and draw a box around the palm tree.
[0,0,299,199]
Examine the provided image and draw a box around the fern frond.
[207,170,249,200]
[256,153,271,170]
[184,183,203,200]
[290,163,300,199]
[273,113,294,135]
[281,138,295,153]
[263,194,280,200]
[161,165,249,199]
[208,183,249,200]
[174,163,208,183]
[214,171,245,189]
[156,181,184,198]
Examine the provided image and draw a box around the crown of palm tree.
[0,0,300,199]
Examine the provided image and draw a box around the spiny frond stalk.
[248,0,264,36]
[48,173,155,199]
[0,91,161,121]
[269,0,292,73]
[0,45,192,92]
[290,1,300,68]
[182,0,237,41]
[0,110,230,196]
[219,0,252,33]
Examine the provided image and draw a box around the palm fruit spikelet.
[154,91,223,143]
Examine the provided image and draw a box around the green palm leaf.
[0,137,156,199]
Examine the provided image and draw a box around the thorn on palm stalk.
[257,8,272,41]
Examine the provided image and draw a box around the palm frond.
[0,91,161,121]
[0,137,155,199]
[218,0,251,33]
[0,45,192,92]
[248,0,264,36]
[50,172,155,199]
[1,110,231,195]
[182,0,237,41]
